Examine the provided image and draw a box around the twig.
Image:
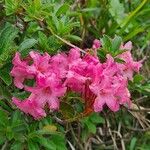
[1,141,8,150]
[53,116,66,125]
[71,0,81,10]
[106,118,118,150]
[123,126,150,132]
[124,103,150,113]
[70,124,84,150]
[54,34,86,54]
[112,131,126,150]
[67,140,76,150]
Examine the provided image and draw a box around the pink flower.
[27,51,51,75]
[90,75,119,112]
[13,73,66,119]
[65,70,87,92]
[27,51,51,86]
[68,48,81,61]
[11,52,33,89]
[13,96,46,119]
[51,53,68,79]
[102,54,119,76]
[91,39,101,57]
[65,48,101,93]
[27,73,66,106]
[92,39,101,49]
[118,50,142,80]
[112,75,131,106]
[120,41,132,51]
[89,55,131,112]
[11,39,142,119]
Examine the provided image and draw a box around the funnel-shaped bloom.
[11,52,33,89]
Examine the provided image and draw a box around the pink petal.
[93,96,105,112]
[105,95,119,112]
[92,39,101,49]
[12,97,46,119]
[48,97,60,110]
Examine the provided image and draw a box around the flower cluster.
[11,40,142,119]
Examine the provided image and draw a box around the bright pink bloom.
[118,42,142,80]
[27,51,51,75]
[27,51,51,86]
[120,41,132,50]
[51,53,68,78]
[90,76,120,112]
[64,48,88,92]
[13,96,46,119]
[11,39,142,119]
[25,73,66,110]
[92,39,101,49]
[90,55,131,112]
[13,73,66,119]
[11,52,33,89]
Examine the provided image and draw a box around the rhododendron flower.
[65,48,89,92]
[13,96,46,119]
[118,42,142,80]
[92,39,101,49]
[51,53,68,78]
[26,51,52,86]
[120,41,132,51]
[89,55,131,112]
[11,39,142,119]
[11,52,33,89]
[27,51,51,75]
[13,74,66,119]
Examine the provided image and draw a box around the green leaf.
[60,102,75,119]
[0,63,12,86]
[129,137,137,150]
[89,113,105,124]
[37,136,56,150]
[11,142,23,150]
[81,116,97,134]
[56,4,70,16]
[47,36,62,54]
[11,110,21,124]
[28,140,39,150]
[109,0,126,24]
[119,0,148,33]
[18,38,38,55]
[23,0,47,22]
[65,35,82,42]
[6,126,14,140]
[42,125,57,132]
[133,74,144,84]
[38,31,49,51]
[12,124,26,133]
[51,134,67,150]
[124,27,145,41]
[86,121,96,134]
[27,22,42,34]
[97,49,107,62]
[0,134,6,145]
[0,23,18,55]
[5,0,22,16]
[112,35,122,52]
[81,7,99,12]
[114,58,125,63]
[0,100,12,112]
[101,35,112,52]
[0,109,9,126]
[0,84,12,100]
